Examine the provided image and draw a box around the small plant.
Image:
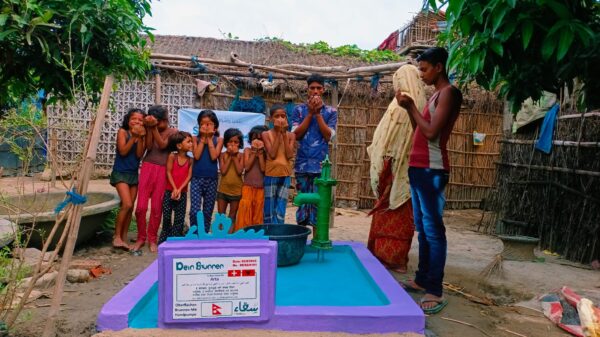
[0,249,31,290]
[219,30,239,40]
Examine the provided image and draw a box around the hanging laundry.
[377,30,399,51]
[535,103,560,154]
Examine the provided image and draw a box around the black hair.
[306,73,325,86]
[223,128,244,148]
[121,108,145,130]
[147,105,168,121]
[269,103,287,117]
[248,125,268,141]
[197,109,220,136]
[167,131,192,152]
[416,47,448,70]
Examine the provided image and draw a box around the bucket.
[244,224,311,266]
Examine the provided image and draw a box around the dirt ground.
[1,176,599,337]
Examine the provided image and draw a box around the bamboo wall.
[481,109,600,263]
[446,90,504,209]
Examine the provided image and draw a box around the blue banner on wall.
[177,109,265,148]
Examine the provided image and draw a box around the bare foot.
[391,267,408,274]
[384,263,408,273]
[112,239,130,251]
[401,279,426,292]
[132,241,145,251]
[149,242,158,253]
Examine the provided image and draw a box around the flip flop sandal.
[400,280,426,293]
[420,298,448,315]
[130,249,143,257]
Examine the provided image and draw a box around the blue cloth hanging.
[370,74,380,90]
[229,88,266,114]
[535,103,559,154]
[285,102,296,131]
[54,188,87,214]
[191,56,207,73]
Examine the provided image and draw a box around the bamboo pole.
[4,205,72,327]
[499,138,600,148]
[229,52,311,77]
[497,161,600,177]
[50,129,57,188]
[557,111,600,120]
[152,63,303,80]
[330,84,339,226]
[42,75,114,337]
[275,64,349,72]
[154,73,162,104]
[151,53,252,67]
[346,62,407,74]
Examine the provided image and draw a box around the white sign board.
[172,256,261,319]
[177,108,265,149]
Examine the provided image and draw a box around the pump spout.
[293,193,320,207]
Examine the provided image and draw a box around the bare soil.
[1,177,598,337]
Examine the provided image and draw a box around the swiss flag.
[212,304,222,315]
[227,270,241,277]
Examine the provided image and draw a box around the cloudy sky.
[144,0,425,50]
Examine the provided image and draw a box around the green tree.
[429,0,600,111]
[0,0,153,107]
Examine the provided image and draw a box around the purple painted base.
[97,241,425,334]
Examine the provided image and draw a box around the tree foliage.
[256,37,402,63]
[0,0,154,107]
[429,0,600,111]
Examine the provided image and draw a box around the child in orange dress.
[233,125,268,231]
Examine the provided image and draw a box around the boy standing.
[292,74,338,227]
[396,47,463,314]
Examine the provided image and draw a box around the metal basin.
[244,224,311,266]
[0,191,120,249]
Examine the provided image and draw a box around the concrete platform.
[97,242,424,334]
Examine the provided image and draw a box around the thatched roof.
[148,35,376,68]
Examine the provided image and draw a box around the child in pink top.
[158,131,193,243]
[134,105,178,253]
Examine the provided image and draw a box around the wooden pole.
[155,73,162,104]
[329,85,339,228]
[275,64,349,73]
[346,62,407,74]
[50,129,57,188]
[42,75,114,337]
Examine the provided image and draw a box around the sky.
[144,0,425,50]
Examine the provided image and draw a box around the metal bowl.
[244,224,311,266]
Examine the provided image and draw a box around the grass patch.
[101,207,137,233]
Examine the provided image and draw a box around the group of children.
[110,102,300,254]
[110,74,337,254]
